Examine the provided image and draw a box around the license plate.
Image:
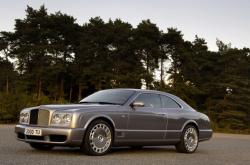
[24,128,42,136]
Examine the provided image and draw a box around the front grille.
[30,109,39,124]
[37,109,50,126]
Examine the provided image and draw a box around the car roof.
[106,88,167,93]
[105,88,170,95]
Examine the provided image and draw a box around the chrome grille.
[37,109,50,126]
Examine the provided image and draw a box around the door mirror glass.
[131,101,144,108]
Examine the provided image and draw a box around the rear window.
[160,95,181,108]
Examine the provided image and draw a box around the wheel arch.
[181,120,199,135]
[83,115,115,134]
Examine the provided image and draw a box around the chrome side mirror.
[131,101,144,108]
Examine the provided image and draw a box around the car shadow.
[18,145,177,156]
[109,146,177,155]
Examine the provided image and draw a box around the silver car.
[15,89,212,155]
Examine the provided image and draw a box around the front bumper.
[15,124,85,146]
[199,129,213,141]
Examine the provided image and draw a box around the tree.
[10,5,53,99]
[213,46,250,129]
[105,19,143,88]
[45,11,81,101]
[133,20,161,89]
[76,17,109,98]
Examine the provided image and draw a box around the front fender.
[78,113,116,130]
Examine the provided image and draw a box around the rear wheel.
[81,120,113,156]
[29,143,54,150]
[175,125,199,153]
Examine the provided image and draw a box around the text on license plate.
[24,128,42,136]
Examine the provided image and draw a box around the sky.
[0,0,250,51]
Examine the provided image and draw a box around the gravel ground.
[0,125,250,165]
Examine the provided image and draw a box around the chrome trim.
[199,129,213,132]
[116,129,182,133]
[116,138,180,142]
[166,130,182,132]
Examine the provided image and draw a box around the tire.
[175,125,199,153]
[81,120,113,156]
[29,143,54,150]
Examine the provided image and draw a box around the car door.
[160,95,185,140]
[127,93,167,140]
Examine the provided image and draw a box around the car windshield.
[80,89,135,105]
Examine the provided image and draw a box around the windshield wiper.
[80,101,121,105]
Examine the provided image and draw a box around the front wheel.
[81,120,113,156]
[175,125,199,153]
[29,143,54,150]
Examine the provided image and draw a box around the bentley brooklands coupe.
[15,89,212,155]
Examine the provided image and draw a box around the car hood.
[37,104,120,112]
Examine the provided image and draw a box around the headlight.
[51,112,72,126]
[19,111,30,124]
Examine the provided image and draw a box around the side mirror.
[131,101,144,108]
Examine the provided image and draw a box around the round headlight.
[19,112,30,124]
[63,114,72,124]
[52,114,61,124]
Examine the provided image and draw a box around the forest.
[0,6,249,133]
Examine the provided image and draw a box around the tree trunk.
[69,82,72,103]
[146,61,149,89]
[207,98,211,118]
[37,79,42,100]
[160,58,164,88]
[96,79,102,91]
[78,83,82,101]
[6,76,9,94]
[60,79,64,101]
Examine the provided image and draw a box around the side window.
[160,95,181,108]
[134,93,161,108]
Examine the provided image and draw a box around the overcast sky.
[0,0,249,51]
